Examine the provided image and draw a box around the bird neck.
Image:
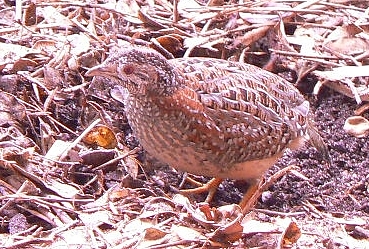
[144,72,184,97]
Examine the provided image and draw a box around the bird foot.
[179,177,223,203]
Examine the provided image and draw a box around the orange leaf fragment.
[83,125,117,149]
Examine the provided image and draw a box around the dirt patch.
[262,90,369,215]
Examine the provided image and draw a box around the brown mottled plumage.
[86,46,329,209]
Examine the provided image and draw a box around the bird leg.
[180,177,223,203]
[239,179,263,214]
[240,165,299,214]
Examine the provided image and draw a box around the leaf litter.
[1,0,369,248]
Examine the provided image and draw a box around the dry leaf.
[44,140,74,161]
[43,177,80,198]
[40,6,73,26]
[23,2,36,26]
[83,125,118,149]
[79,210,112,227]
[177,0,201,14]
[123,151,140,179]
[0,43,40,70]
[12,58,38,72]
[138,7,168,29]
[144,227,168,240]
[32,40,59,56]
[156,34,184,55]
[172,194,218,226]
[314,65,369,81]
[207,0,225,6]
[43,65,64,90]
[239,12,279,23]
[184,36,220,52]
[241,216,278,234]
[354,103,369,116]
[67,34,91,56]
[116,0,140,16]
[80,149,117,171]
[0,91,27,127]
[210,205,243,242]
[122,218,154,242]
[281,221,301,246]
[325,37,369,55]
[172,225,207,241]
[50,227,92,248]
[108,187,131,202]
[343,116,369,138]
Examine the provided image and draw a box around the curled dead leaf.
[155,34,184,55]
[281,221,301,246]
[12,58,38,72]
[343,116,369,138]
[83,125,117,149]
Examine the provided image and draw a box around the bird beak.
[85,63,118,79]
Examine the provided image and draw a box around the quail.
[86,46,329,212]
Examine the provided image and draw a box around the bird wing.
[169,58,309,164]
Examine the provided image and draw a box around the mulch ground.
[1,0,369,248]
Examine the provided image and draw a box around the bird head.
[86,46,180,96]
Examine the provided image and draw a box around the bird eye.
[123,64,135,75]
